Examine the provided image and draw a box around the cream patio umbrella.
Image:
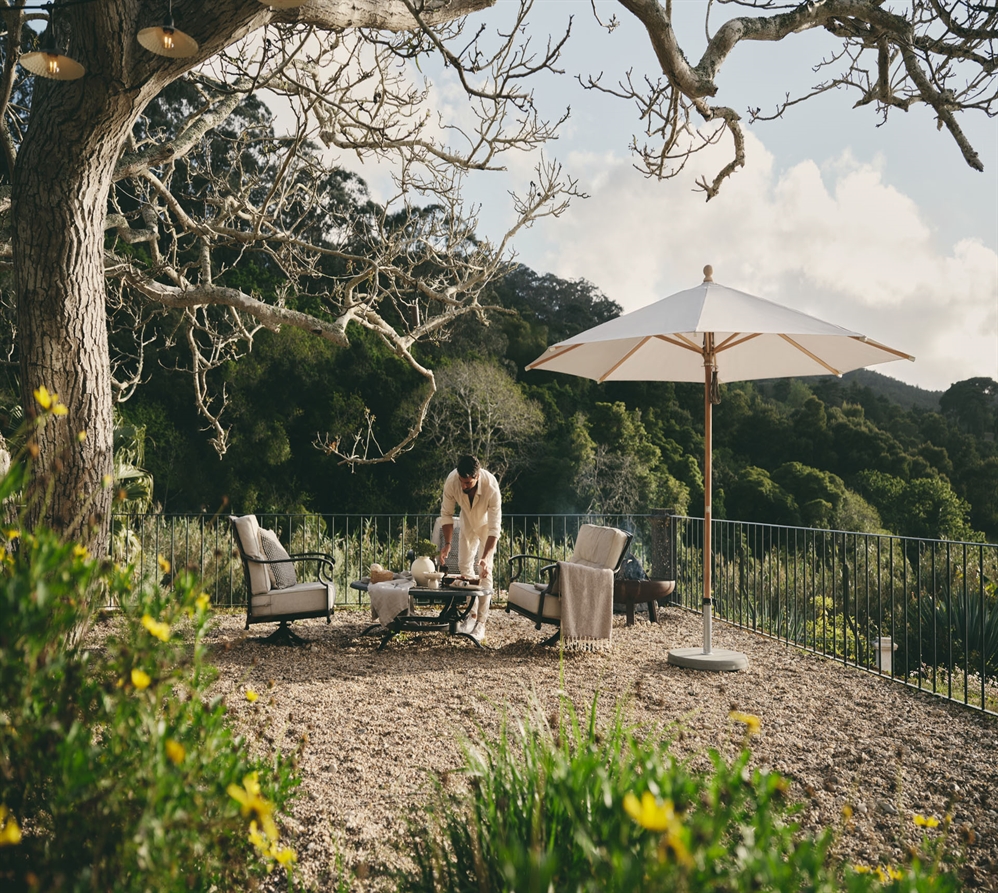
[527,266,914,671]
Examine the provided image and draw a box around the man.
[438,455,502,641]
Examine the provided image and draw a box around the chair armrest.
[288,552,336,584]
[243,552,336,584]
[507,553,556,584]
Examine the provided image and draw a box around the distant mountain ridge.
[791,368,944,412]
[755,368,944,412]
[838,369,943,412]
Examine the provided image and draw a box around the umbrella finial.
[703,265,713,282]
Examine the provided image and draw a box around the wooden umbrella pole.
[703,338,714,655]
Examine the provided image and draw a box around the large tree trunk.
[11,78,154,552]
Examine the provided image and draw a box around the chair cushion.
[250,581,332,618]
[508,581,562,619]
[259,528,297,589]
[571,525,630,569]
[232,514,271,596]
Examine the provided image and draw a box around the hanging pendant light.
[20,4,85,80]
[257,0,311,9]
[20,48,85,80]
[138,1,199,58]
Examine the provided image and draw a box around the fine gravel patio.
[205,604,998,892]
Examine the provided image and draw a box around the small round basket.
[369,568,395,584]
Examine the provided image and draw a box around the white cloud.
[516,132,997,393]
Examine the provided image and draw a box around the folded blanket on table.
[557,561,614,651]
[368,579,414,626]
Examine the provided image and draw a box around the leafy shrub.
[0,480,299,890]
[401,694,961,893]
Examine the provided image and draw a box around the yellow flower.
[887,866,904,880]
[623,791,693,867]
[0,804,21,847]
[33,386,54,410]
[248,819,296,870]
[624,791,675,832]
[33,386,67,415]
[729,711,762,736]
[77,430,87,442]
[228,773,278,841]
[4,529,19,541]
[914,814,940,828]
[249,819,268,850]
[141,614,171,642]
[195,593,210,612]
[131,668,152,690]
[72,544,88,559]
[165,739,186,766]
[101,474,113,488]
[842,804,854,820]
[246,689,259,703]
[157,554,171,575]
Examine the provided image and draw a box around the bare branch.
[599,0,995,196]
[99,2,578,461]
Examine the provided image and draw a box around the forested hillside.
[96,260,995,543]
[0,147,993,542]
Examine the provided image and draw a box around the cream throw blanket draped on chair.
[557,561,614,651]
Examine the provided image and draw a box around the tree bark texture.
[12,79,153,545]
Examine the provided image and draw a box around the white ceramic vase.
[410,555,436,586]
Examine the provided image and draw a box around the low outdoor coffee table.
[352,579,489,650]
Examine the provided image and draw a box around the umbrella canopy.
[527,272,912,385]
[527,266,914,670]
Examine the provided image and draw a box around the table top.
[350,577,491,594]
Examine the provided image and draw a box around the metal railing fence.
[111,510,998,714]
[669,516,998,713]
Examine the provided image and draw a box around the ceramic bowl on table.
[423,571,445,590]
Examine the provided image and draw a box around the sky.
[312,0,998,394]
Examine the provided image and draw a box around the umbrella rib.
[598,336,652,382]
[715,332,761,352]
[654,333,702,352]
[526,343,582,370]
[778,334,843,375]
[851,335,915,361]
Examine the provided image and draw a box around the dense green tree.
[855,470,979,541]
[724,466,798,527]
[963,457,998,539]
[940,378,998,439]
[574,402,690,516]
[771,462,845,529]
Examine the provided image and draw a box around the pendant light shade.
[258,0,311,8]
[137,15,199,58]
[20,48,85,80]
[20,4,84,80]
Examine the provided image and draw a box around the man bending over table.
[438,455,502,643]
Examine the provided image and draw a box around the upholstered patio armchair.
[506,524,632,646]
[230,514,335,645]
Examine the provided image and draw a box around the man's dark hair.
[456,455,481,478]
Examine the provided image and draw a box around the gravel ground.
[205,603,998,892]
